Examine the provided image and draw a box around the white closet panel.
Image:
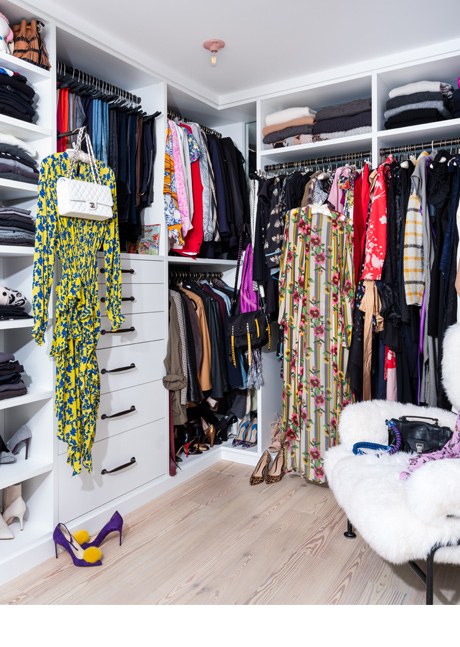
[98,283,164,316]
[97,256,165,285]
[98,340,165,394]
[97,312,165,349]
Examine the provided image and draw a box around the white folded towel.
[388,81,453,100]
[266,106,316,127]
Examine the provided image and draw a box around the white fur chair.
[324,323,460,605]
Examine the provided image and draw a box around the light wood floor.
[0,460,459,605]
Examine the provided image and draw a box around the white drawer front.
[98,340,165,395]
[98,283,165,316]
[58,420,166,522]
[58,381,166,454]
[97,256,164,284]
[98,312,165,349]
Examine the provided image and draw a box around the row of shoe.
[0,482,27,539]
[175,412,238,460]
[54,511,123,567]
[0,424,32,464]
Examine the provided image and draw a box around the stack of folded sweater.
[0,133,39,185]
[312,97,372,139]
[263,106,317,147]
[452,80,460,118]
[0,66,36,124]
[0,352,27,401]
[384,81,454,129]
[0,205,35,247]
[0,284,32,321]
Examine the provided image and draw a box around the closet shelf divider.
[260,132,373,165]
[0,178,38,201]
[0,114,51,141]
[0,388,54,412]
[0,458,54,493]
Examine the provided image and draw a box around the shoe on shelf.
[2,483,26,530]
[265,449,285,484]
[268,414,283,453]
[73,510,124,549]
[232,414,250,447]
[0,435,15,464]
[249,450,271,486]
[53,523,102,567]
[242,417,258,449]
[0,514,14,540]
[6,424,32,460]
[201,418,217,447]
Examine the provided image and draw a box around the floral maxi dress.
[278,205,354,482]
[32,153,124,476]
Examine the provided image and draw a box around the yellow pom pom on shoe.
[73,529,90,545]
[83,546,102,564]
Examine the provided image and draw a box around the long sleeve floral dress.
[32,152,124,476]
[278,205,354,482]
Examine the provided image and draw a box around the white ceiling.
[24,0,460,104]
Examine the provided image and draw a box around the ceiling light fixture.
[203,39,225,67]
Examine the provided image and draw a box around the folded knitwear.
[384,107,447,129]
[388,81,453,99]
[0,352,15,363]
[0,134,37,158]
[453,89,460,117]
[262,116,316,137]
[0,227,35,239]
[0,145,37,167]
[0,381,27,400]
[0,373,22,385]
[0,306,32,320]
[0,219,35,233]
[0,205,33,217]
[315,97,372,122]
[384,100,452,121]
[0,73,35,100]
[263,124,314,145]
[312,110,371,135]
[0,361,24,376]
[0,90,36,117]
[0,104,33,123]
[0,238,35,247]
[0,160,39,181]
[320,126,372,140]
[0,171,37,184]
[265,106,317,127]
[386,90,444,111]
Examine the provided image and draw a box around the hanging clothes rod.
[56,60,142,105]
[380,137,460,157]
[169,269,224,280]
[263,150,372,173]
[167,109,222,138]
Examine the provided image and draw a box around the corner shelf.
[0,178,38,201]
[0,245,35,257]
[260,132,373,165]
[0,388,54,412]
[0,318,35,330]
[0,51,50,83]
[0,114,51,142]
[0,458,54,492]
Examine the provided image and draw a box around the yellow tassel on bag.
[247,323,252,365]
[255,319,260,338]
[267,320,271,350]
[231,327,237,367]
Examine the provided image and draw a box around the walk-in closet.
[0,0,459,615]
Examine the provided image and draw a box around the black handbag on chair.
[387,416,453,454]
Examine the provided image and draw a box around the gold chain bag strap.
[56,127,114,222]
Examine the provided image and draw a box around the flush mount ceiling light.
[203,39,225,67]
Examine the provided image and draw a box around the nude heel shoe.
[265,448,285,484]
[2,484,27,530]
[0,514,14,539]
[249,450,271,486]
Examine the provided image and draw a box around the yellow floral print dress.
[32,152,124,476]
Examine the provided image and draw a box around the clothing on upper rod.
[164,115,250,260]
[56,62,161,250]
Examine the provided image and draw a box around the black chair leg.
[426,548,436,605]
[344,518,356,539]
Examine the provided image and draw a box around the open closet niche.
[164,85,282,467]
[0,0,55,585]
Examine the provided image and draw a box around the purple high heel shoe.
[74,511,124,549]
[53,523,103,567]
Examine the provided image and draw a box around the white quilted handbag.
[57,127,113,222]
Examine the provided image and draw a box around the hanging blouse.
[163,124,184,246]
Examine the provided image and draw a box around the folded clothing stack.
[0,284,31,321]
[0,352,27,401]
[0,133,39,185]
[0,205,35,247]
[452,81,460,118]
[384,81,454,129]
[263,106,317,147]
[0,66,36,124]
[312,97,372,139]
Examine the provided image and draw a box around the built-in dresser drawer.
[97,256,164,285]
[97,312,165,349]
[58,419,166,522]
[98,283,165,316]
[98,340,165,394]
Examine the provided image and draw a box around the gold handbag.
[12,19,50,70]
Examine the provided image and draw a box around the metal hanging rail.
[380,136,460,158]
[263,149,372,174]
[167,109,222,138]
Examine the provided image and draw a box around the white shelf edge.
[259,132,373,159]
[0,245,35,256]
[167,256,237,266]
[377,117,460,141]
[0,318,34,330]
[0,458,54,492]
[0,178,38,194]
[0,51,50,81]
[0,389,54,412]
[0,114,51,140]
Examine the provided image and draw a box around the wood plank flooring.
[1,460,459,605]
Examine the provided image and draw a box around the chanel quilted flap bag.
[57,127,113,222]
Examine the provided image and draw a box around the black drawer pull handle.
[101,405,136,420]
[100,268,135,275]
[101,456,136,475]
[100,296,135,303]
[101,363,136,375]
[100,326,135,335]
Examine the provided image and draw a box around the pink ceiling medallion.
[203,39,225,67]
